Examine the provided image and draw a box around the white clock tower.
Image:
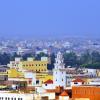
[53,52,66,88]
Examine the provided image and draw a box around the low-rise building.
[8,57,48,72]
[0,66,9,81]
[72,85,100,100]
[0,91,34,100]
[71,78,84,86]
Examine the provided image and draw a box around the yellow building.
[7,57,51,86]
[19,61,48,72]
[36,72,53,85]
[7,68,24,78]
[8,57,48,72]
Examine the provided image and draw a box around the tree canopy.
[0,50,100,69]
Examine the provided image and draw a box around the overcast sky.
[0,0,100,39]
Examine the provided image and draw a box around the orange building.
[72,86,100,100]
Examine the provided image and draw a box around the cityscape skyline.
[0,1,100,100]
[0,0,100,39]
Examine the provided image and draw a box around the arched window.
[8,98,10,100]
[14,98,16,100]
[29,64,31,66]
[5,97,7,100]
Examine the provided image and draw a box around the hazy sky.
[0,0,100,39]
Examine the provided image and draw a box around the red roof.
[60,91,68,96]
[44,79,53,84]
[46,89,55,93]
[72,78,84,83]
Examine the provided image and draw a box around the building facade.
[8,57,48,72]
[72,86,100,100]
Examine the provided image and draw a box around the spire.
[54,51,65,69]
[57,51,63,60]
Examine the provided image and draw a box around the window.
[5,97,7,100]
[14,98,16,100]
[45,84,47,86]
[11,98,13,100]
[23,65,25,67]
[29,80,32,84]
[44,69,46,71]
[44,64,46,66]
[74,82,78,84]
[36,80,39,84]
[4,77,7,81]
[41,69,43,71]
[18,98,22,100]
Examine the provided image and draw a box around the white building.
[42,79,54,89]
[35,87,55,100]
[89,78,100,85]
[0,91,34,100]
[53,52,66,88]
[87,68,97,76]
[24,71,36,86]
[7,57,22,69]
[71,78,84,87]
[41,57,48,61]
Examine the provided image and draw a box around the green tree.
[47,53,55,70]
[91,51,100,63]
[10,52,21,61]
[80,50,92,65]
[35,52,48,60]
[0,53,10,65]
[22,53,34,60]
[63,52,78,67]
